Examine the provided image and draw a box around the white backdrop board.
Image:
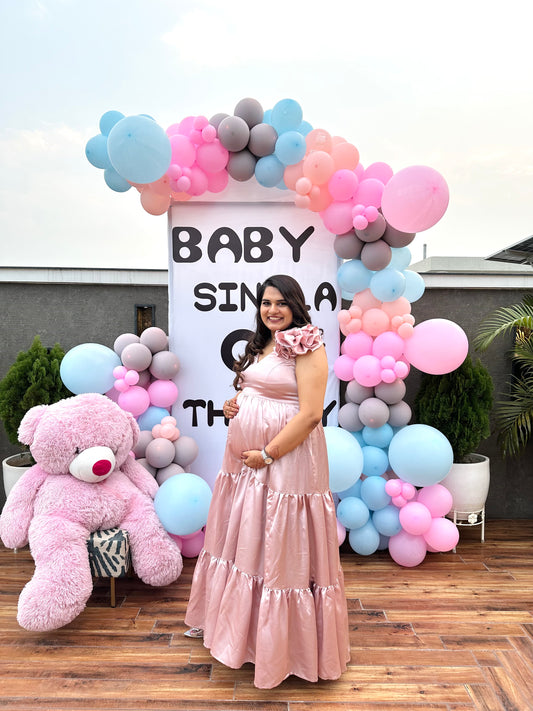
[168,188,341,488]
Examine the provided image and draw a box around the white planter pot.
[441,454,490,515]
[2,453,33,499]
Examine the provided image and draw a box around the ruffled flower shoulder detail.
[274,324,323,360]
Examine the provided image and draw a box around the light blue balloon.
[351,431,366,447]
[99,110,125,136]
[107,115,171,184]
[154,473,212,536]
[85,134,112,170]
[104,168,132,192]
[60,343,120,395]
[389,247,412,271]
[402,269,426,303]
[137,406,169,431]
[274,130,306,165]
[324,426,364,493]
[348,520,380,555]
[337,478,362,500]
[370,268,406,302]
[254,154,285,187]
[270,98,303,133]
[298,120,313,136]
[388,424,453,486]
[372,505,402,537]
[337,259,372,295]
[362,445,389,477]
[362,423,394,448]
[337,496,369,530]
[360,475,391,511]
[263,108,272,124]
[377,533,390,550]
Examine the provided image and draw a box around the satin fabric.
[185,340,350,688]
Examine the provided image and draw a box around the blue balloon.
[270,99,303,134]
[254,154,285,187]
[337,259,372,295]
[154,473,212,536]
[337,478,362,500]
[104,168,132,192]
[137,406,170,431]
[388,424,453,486]
[99,110,125,136]
[85,134,112,170]
[370,268,406,302]
[348,520,380,555]
[362,423,394,448]
[389,247,412,270]
[274,131,306,166]
[351,430,366,447]
[337,496,369,530]
[107,115,171,184]
[372,505,402,537]
[360,476,391,511]
[377,533,390,550]
[402,269,426,303]
[362,445,389,477]
[324,426,364,493]
[60,343,120,395]
[298,120,313,136]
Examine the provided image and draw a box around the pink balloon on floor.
[388,530,427,567]
[381,165,449,233]
[403,319,468,375]
[423,517,459,552]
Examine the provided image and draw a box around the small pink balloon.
[403,319,468,375]
[388,530,427,567]
[118,386,150,417]
[337,519,347,546]
[401,482,416,500]
[394,361,409,379]
[399,502,432,535]
[295,177,312,195]
[124,370,140,386]
[113,365,127,378]
[381,165,450,233]
[180,529,205,558]
[416,484,453,518]
[385,479,402,497]
[392,495,407,508]
[114,379,129,393]
[381,368,397,384]
[423,517,459,552]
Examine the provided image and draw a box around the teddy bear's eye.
[75,447,81,455]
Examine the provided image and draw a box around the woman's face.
[260,286,293,335]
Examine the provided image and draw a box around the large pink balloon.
[388,530,427,567]
[403,319,468,375]
[423,517,459,552]
[381,165,449,233]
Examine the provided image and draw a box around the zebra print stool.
[87,528,131,607]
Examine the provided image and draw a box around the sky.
[1,0,532,270]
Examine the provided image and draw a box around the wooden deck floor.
[1,519,532,710]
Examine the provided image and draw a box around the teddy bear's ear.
[18,405,49,445]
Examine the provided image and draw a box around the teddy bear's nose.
[69,446,116,483]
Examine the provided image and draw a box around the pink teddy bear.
[0,393,183,631]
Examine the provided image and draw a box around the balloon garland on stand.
[85,97,464,566]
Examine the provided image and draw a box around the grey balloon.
[217,115,250,152]
[132,430,154,459]
[234,98,264,129]
[355,214,387,243]
[227,149,257,181]
[345,380,374,404]
[361,239,392,271]
[382,222,416,248]
[358,397,390,428]
[156,463,185,485]
[337,402,363,432]
[388,400,412,427]
[374,380,406,404]
[334,230,364,260]
[113,332,140,356]
[173,435,199,467]
[209,112,229,130]
[145,437,176,469]
[135,458,156,477]
[140,326,168,354]
[149,351,180,379]
[120,342,153,372]
[248,123,278,157]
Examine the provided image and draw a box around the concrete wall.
[1,273,532,518]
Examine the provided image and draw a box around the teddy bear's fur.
[0,393,183,631]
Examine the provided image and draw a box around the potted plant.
[413,354,494,519]
[0,336,71,497]
[474,294,533,457]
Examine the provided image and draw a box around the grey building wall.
[1,270,532,518]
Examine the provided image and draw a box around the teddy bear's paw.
[134,545,183,587]
[17,576,92,631]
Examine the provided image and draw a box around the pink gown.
[185,325,350,688]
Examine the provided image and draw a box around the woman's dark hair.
[232,274,312,390]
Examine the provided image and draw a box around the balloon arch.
[75,97,467,566]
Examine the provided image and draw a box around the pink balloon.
[170,134,196,167]
[179,529,205,558]
[416,484,453,518]
[195,139,229,173]
[403,319,468,375]
[381,297,411,319]
[337,519,347,546]
[372,331,405,360]
[305,128,332,153]
[328,170,359,201]
[388,530,427,567]
[341,332,373,360]
[140,188,171,216]
[353,354,382,387]
[118,386,150,417]
[423,517,459,552]
[331,141,360,170]
[399,502,432,535]
[363,162,394,184]
[303,151,335,185]
[334,354,356,382]
[352,288,382,313]
[148,380,179,408]
[354,178,385,208]
[188,165,208,196]
[385,479,402,497]
[361,308,390,337]
[381,165,450,233]
[321,200,355,234]
[207,169,229,193]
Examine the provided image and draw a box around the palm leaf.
[474,301,533,351]
[494,372,533,456]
